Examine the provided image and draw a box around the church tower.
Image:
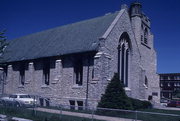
[129,2,160,103]
[129,2,153,49]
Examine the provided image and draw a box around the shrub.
[130,98,152,110]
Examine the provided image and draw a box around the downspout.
[85,56,90,108]
[0,67,4,95]
[2,70,4,95]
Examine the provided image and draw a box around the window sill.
[107,78,111,81]
[41,85,49,88]
[18,85,24,88]
[124,87,131,91]
[72,85,83,89]
[51,81,57,84]
[25,81,30,84]
[143,84,148,89]
[91,78,99,84]
[51,78,59,84]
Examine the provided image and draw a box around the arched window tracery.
[118,33,130,87]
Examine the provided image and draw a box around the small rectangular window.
[45,98,50,107]
[77,101,83,110]
[69,100,75,110]
[3,66,8,81]
[74,58,83,86]
[145,76,148,87]
[43,59,50,85]
[177,76,180,80]
[144,37,147,44]
[169,76,174,80]
[92,68,94,79]
[39,98,44,106]
[141,35,143,41]
[152,92,158,96]
[19,62,25,85]
[163,76,168,80]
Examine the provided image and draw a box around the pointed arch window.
[121,44,125,82]
[118,33,130,87]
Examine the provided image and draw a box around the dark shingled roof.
[3,12,118,62]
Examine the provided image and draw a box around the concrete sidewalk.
[35,107,139,121]
[0,114,33,121]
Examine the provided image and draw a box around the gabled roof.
[2,11,119,63]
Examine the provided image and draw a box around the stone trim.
[25,62,34,84]
[51,59,62,84]
[18,85,24,88]
[94,52,103,58]
[41,84,50,88]
[61,97,100,102]
[104,53,111,59]
[124,87,131,91]
[72,84,83,89]
[143,84,148,89]
[141,42,151,49]
[6,65,13,84]
[101,9,125,39]
[51,78,59,84]
[91,78,99,84]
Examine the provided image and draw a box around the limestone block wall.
[2,6,160,108]
[130,8,160,102]
[0,68,3,94]
[3,54,96,107]
[101,10,142,99]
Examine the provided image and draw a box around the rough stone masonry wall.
[130,11,160,103]
[2,7,160,108]
[0,68,3,95]
[101,10,142,99]
[3,54,95,107]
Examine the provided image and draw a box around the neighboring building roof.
[2,12,119,63]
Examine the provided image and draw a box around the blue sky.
[1,0,180,73]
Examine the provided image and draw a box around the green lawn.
[96,108,180,121]
[1,105,180,121]
[0,106,102,121]
[136,108,180,121]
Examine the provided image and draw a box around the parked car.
[167,100,180,107]
[0,94,37,107]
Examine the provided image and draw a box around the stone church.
[0,2,160,108]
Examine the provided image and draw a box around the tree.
[97,73,152,110]
[98,73,133,110]
[0,30,8,61]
